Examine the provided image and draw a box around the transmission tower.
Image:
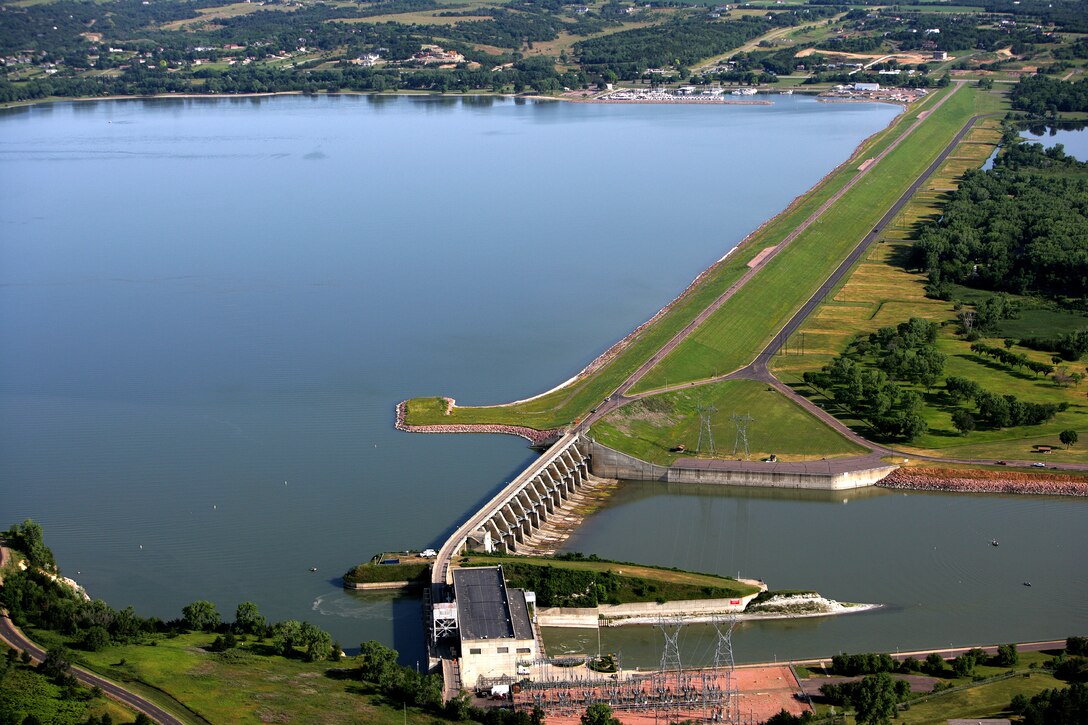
[657,618,683,674]
[712,615,737,671]
[731,412,754,460]
[696,405,717,455]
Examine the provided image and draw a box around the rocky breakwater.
[742,592,878,621]
[395,399,561,446]
[879,467,1088,497]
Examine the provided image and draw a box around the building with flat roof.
[452,566,538,688]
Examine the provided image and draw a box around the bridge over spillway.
[430,432,590,588]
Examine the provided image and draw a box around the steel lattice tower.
[732,412,754,460]
[657,618,683,674]
[713,615,737,671]
[696,405,717,455]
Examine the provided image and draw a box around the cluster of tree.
[803,70,948,89]
[573,15,775,79]
[2,526,339,664]
[945,375,1066,431]
[854,318,946,388]
[803,319,945,441]
[888,12,1052,52]
[357,640,549,725]
[0,55,588,102]
[357,641,443,712]
[4,520,57,573]
[495,563,623,606]
[1047,654,1088,683]
[968,343,1055,377]
[830,651,898,676]
[1011,682,1088,725]
[1021,328,1088,362]
[1053,36,1088,61]
[818,672,908,724]
[983,0,1088,32]
[913,167,1088,301]
[952,293,1022,336]
[1011,75,1088,115]
[1,642,155,725]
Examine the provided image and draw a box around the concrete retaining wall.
[589,442,894,491]
[537,593,761,628]
[343,580,422,591]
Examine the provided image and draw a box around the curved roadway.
[0,545,188,725]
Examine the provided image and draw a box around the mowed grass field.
[26,628,441,725]
[771,88,1088,463]
[630,83,977,393]
[404,87,960,431]
[590,379,866,465]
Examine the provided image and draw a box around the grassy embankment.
[459,554,760,604]
[403,85,961,435]
[591,379,866,466]
[771,87,1088,464]
[24,628,446,725]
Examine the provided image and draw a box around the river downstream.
[2,94,1083,663]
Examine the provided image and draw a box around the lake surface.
[5,94,1080,665]
[549,482,1088,666]
[1023,123,1088,161]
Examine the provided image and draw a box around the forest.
[1011,74,1088,114]
[913,127,1088,302]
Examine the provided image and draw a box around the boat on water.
[991,539,999,547]
[731,87,758,96]
[780,90,793,95]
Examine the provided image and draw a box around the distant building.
[452,567,538,689]
[932,50,948,60]
[854,82,880,91]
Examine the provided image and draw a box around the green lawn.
[590,379,866,465]
[26,629,447,725]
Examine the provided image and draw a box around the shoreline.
[879,467,1088,497]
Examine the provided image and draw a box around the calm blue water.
[550,483,1088,666]
[0,92,978,662]
[1023,124,1088,161]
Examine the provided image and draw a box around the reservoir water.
[1,95,1083,664]
[1023,123,1088,161]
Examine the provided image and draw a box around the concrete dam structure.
[431,432,590,587]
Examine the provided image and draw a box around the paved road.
[0,545,188,725]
